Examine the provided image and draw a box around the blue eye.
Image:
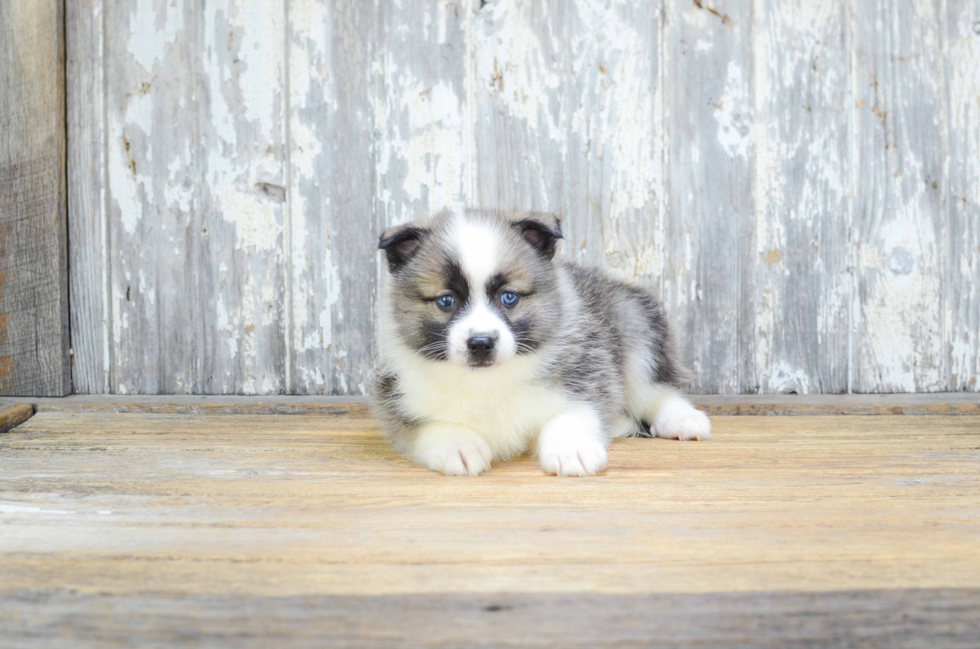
[436,295,455,311]
[500,291,519,307]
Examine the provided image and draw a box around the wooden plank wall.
[65,0,980,396]
[0,1,71,397]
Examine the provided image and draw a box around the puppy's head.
[379,209,563,368]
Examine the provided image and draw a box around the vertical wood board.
[663,0,757,393]
[851,0,947,392]
[751,0,850,394]
[945,0,980,392]
[101,0,287,394]
[66,0,108,395]
[0,0,71,397]
[287,0,379,395]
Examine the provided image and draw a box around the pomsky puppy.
[374,208,711,476]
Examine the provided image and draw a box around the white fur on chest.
[394,353,566,460]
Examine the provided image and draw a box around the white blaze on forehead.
[444,215,516,365]
[448,218,500,298]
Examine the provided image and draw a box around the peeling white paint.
[77,0,978,397]
[714,61,753,160]
[237,3,283,139]
[768,361,811,394]
[213,184,282,252]
[127,0,182,72]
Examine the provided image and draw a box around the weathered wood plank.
[470,1,558,219]
[3,409,980,642]
[287,0,379,395]
[17,393,980,417]
[470,0,664,282]
[103,0,288,394]
[1,413,979,597]
[851,0,947,392]
[752,1,850,394]
[663,0,757,394]
[692,392,980,415]
[61,0,980,396]
[374,0,472,224]
[0,1,71,396]
[0,403,33,433]
[103,0,192,394]
[3,589,979,649]
[198,1,288,395]
[945,1,980,392]
[66,0,109,394]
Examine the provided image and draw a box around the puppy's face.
[380,209,562,369]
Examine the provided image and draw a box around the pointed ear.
[378,223,428,273]
[512,212,563,260]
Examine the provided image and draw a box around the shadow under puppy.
[374,208,711,476]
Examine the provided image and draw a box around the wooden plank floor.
[1,409,979,647]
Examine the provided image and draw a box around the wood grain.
[471,0,665,283]
[374,1,471,227]
[2,412,979,595]
[0,1,71,396]
[945,0,980,392]
[752,0,850,394]
[19,393,980,416]
[663,0,756,393]
[1,410,979,644]
[101,0,288,394]
[851,0,947,392]
[66,0,109,394]
[63,0,980,395]
[287,0,379,396]
[3,589,979,648]
[0,403,33,433]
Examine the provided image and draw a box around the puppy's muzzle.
[466,333,498,366]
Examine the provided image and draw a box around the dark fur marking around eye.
[485,273,508,297]
[444,260,470,306]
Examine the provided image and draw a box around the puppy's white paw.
[538,409,608,477]
[539,437,608,476]
[413,425,492,476]
[654,408,712,441]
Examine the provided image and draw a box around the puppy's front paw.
[538,410,608,477]
[413,425,492,476]
[654,408,712,441]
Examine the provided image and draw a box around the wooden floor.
[1,403,979,647]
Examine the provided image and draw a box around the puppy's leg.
[537,405,608,477]
[412,422,493,476]
[637,384,711,441]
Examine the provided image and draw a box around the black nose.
[467,334,496,358]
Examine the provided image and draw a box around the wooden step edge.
[19,394,980,417]
[0,403,35,432]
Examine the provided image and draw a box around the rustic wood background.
[64,0,980,396]
[0,1,71,397]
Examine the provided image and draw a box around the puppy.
[373,208,711,476]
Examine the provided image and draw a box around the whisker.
[416,339,449,359]
[515,341,537,354]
